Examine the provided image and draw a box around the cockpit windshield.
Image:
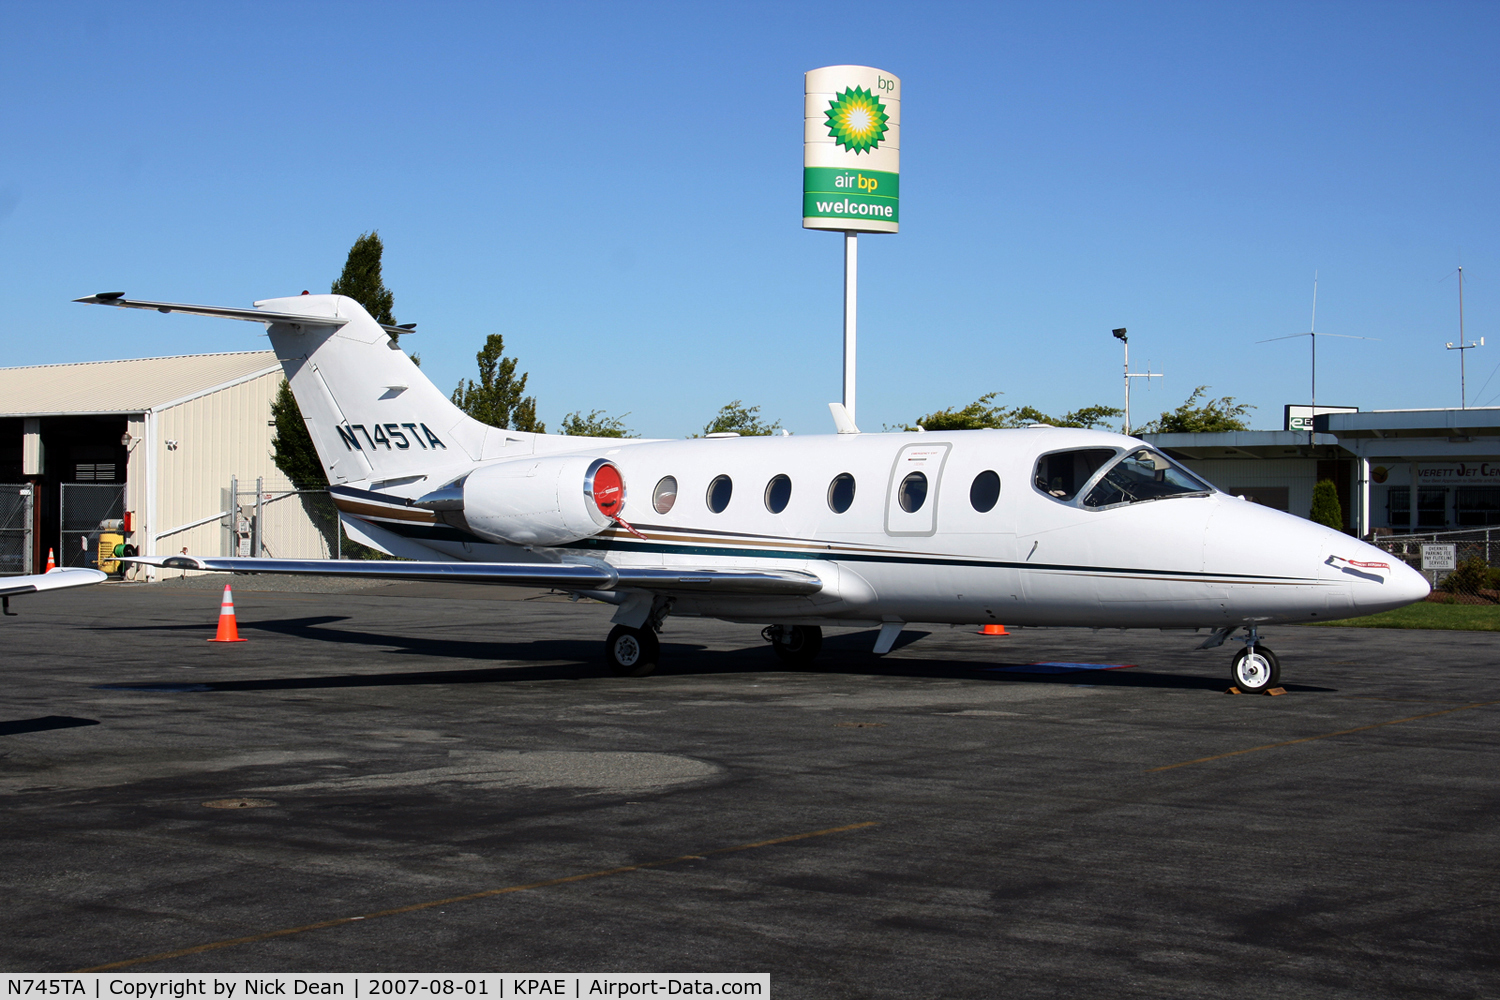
[1081,449,1213,508]
[1033,449,1117,501]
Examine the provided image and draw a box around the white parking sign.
[1421,544,1456,571]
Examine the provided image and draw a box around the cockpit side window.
[1082,449,1213,508]
[1033,449,1117,502]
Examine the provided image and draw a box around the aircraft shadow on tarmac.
[88,615,1327,694]
[0,716,101,736]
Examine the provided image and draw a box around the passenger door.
[885,443,950,536]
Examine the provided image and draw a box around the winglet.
[829,403,860,434]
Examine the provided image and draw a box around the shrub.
[1310,479,1343,530]
[1440,555,1496,594]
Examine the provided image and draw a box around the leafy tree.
[697,400,781,437]
[904,393,1121,431]
[561,409,635,438]
[1310,478,1343,530]
[330,230,396,325]
[911,392,1010,430]
[1138,386,1254,433]
[451,333,545,433]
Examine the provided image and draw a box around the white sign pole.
[844,231,858,422]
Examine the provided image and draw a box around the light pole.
[1114,328,1162,436]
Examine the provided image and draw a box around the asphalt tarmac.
[2,580,1497,998]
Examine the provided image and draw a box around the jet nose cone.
[1392,559,1432,606]
[1334,541,1430,615]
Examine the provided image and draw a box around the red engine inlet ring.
[589,462,625,519]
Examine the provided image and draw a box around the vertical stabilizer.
[259,295,534,492]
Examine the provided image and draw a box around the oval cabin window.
[827,473,856,513]
[898,472,928,513]
[764,474,792,514]
[970,470,1000,512]
[652,476,678,514]
[706,475,733,513]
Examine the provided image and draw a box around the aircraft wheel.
[1231,644,1280,693]
[767,625,823,666]
[605,625,659,677]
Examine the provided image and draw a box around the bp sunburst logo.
[824,86,889,154]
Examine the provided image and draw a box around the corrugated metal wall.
[148,370,332,571]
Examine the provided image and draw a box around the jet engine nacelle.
[421,455,625,547]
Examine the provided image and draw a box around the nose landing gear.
[1230,626,1281,693]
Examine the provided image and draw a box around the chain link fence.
[225,478,337,560]
[1372,528,1500,604]
[0,484,33,576]
[59,483,126,570]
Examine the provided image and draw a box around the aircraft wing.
[0,568,109,599]
[124,556,823,597]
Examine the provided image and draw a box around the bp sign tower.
[805,65,900,427]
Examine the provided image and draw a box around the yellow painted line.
[1147,699,1500,773]
[78,820,879,972]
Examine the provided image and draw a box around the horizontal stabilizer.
[124,557,823,597]
[75,294,414,338]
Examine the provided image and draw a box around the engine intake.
[415,456,624,547]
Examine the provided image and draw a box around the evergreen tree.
[270,379,325,489]
[452,334,545,432]
[1310,478,1344,530]
[268,230,405,559]
[697,400,781,436]
[330,230,396,325]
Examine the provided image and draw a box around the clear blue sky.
[3,1,1497,436]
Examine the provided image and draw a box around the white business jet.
[81,292,1428,692]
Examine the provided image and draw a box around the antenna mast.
[1257,272,1378,442]
[1445,266,1484,409]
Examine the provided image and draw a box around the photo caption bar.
[7,975,769,999]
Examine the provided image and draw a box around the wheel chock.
[1265,687,1287,696]
[1225,686,1243,695]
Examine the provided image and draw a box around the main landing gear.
[605,625,659,677]
[603,596,673,677]
[762,624,823,666]
[1230,625,1281,694]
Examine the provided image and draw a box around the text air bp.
[803,167,899,222]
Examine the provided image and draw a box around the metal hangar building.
[0,351,332,579]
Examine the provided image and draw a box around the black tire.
[1231,644,1281,693]
[769,625,823,666]
[605,625,659,677]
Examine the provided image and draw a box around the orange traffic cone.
[978,623,1010,636]
[45,548,56,572]
[208,584,247,643]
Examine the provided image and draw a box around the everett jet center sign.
[804,65,900,234]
